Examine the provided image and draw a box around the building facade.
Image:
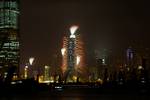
[0,0,20,76]
[61,26,86,82]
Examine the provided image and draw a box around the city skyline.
[20,0,150,68]
[0,1,150,99]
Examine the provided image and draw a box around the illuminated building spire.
[69,25,78,38]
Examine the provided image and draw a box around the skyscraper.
[0,0,20,76]
[126,47,134,68]
[127,48,133,63]
[44,65,50,81]
[61,25,86,82]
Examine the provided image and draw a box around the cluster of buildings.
[33,27,149,84]
[0,0,149,85]
[38,25,87,83]
[89,48,149,84]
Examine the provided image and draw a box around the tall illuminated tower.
[61,25,85,82]
[61,37,68,74]
[0,0,20,75]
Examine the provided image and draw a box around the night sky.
[20,0,150,68]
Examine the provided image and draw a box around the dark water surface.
[0,89,149,100]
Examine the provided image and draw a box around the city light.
[138,65,143,70]
[61,37,68,74]
[24,65,28,79]
[61,48,66,56]
[70,25,78,38]
[25,65,28,69]
[76,56,80,66]
[44,65,50,81]
[45,65,49,69]
[102,58,105,64]
[29,57,35,65]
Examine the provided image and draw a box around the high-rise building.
[126,48,134,64]
[126,47,135,70]
[0,0,20,76]
[61,25,86,82]
[44,66,50,81]
[24,65,28,79]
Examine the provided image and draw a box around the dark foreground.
[0,92,149,100]
[0,81,150,100]
[0,88,149,100]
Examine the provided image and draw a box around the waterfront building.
[0,0,20,76]
[61,25,86,82]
